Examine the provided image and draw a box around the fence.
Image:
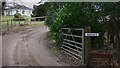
[61,28,85,65]
[31,16,46,21]
[1,17,46,35]
[2,18,29,32]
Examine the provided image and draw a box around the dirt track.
[2,26,64,66]
[0,36,2,67]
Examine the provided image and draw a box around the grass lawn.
[2,15,31,22]
[2,15,32,29]
[2,16,14,22]
[2,16,45,30]
[23,15,31,21]
[30,21,45,28]
[2,21,26,29]
[2,20,45,30]
[2,22,7,29]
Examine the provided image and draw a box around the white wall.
[4,9,32,16]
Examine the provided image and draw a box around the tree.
[98,2,120,59]
[2,0,6,15]
[32,3,49,17]
[34,2,120,64]
[46,3,105,48]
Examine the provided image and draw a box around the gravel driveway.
[2,25,63,66]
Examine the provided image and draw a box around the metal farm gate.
[61,28,85,65]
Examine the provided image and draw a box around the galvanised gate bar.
[61,28,85,65]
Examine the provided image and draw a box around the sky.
[7,0,43,8]
[6,0,120,8]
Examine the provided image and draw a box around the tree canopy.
[33,2,120,59]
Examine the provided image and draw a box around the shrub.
[14,13,25,21]
[45,3,105,49]
[14,13,21,18]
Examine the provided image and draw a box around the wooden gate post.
[84,26,91,66]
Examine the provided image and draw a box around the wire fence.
[1,18,31,35]
[1,17,46,35]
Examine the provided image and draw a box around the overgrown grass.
[46,31,61,56]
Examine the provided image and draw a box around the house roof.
[5,2,32,10]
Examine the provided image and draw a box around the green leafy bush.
[45,3,105,49]
[14,13,25,21]
[14,13,21,18]
[44,2,120,50]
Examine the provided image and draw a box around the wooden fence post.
[19,18,20,26]
[7,20,9,31]
[84,26,91,66]
[14,20,16,26]
[11,20,13,29]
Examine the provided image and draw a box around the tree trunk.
[110,30,114,44]
[2,1,6,15]
[114,17,120,60]
[109,18,114,44]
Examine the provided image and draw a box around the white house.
[4,2,32,16]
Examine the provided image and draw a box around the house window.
[22,10,25,14]
[16,10,18,13]
[8,11,10,15]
